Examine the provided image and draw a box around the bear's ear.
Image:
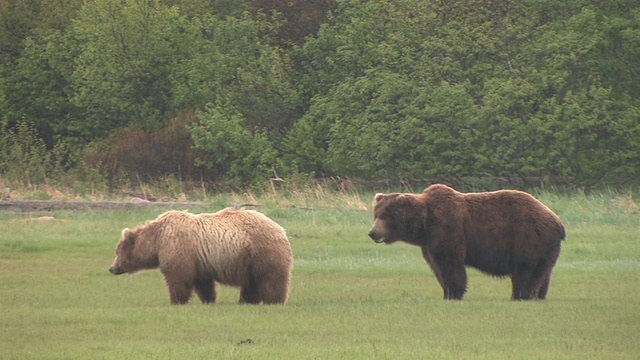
[397,193,417,203]
[122,228,138,241]
[374,193,386,202]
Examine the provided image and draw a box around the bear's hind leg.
[511,280,535,300]
[257,279,289,304]
[512,258,556,300]
[537,273,551,300]
[240,286,261,304]
[511,264,546,300]
[534,260,557,300]
[239,276,261,304]
[255,264,290,304]
[194,277,217,304]
[537,247,561,300]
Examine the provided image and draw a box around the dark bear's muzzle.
[109,266,125,275]
[368,230,385,243]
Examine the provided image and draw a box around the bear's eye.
[376,213,391,221]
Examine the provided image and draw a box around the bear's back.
[193,209,290,284]
[154,210,251,284]
[422,185,565,243]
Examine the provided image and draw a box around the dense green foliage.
[1,0,639,189]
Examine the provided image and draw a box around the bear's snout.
[368,219,387,243]
[109,266,125,275]
[368,229,385,243]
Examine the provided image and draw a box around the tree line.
[1,0,639,191]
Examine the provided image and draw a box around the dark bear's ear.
[374,193,386,202]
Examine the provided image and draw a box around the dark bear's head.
[109,226,160,275]
[368,192,426,245]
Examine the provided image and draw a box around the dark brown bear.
[368,184,565,300]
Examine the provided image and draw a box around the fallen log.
[0,200,207,212]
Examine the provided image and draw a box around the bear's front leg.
[421,247,445,288]
[440,268,467,300]
[431,252,468,300]
[163,274,194,305]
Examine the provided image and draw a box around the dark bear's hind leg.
[511,264,543,300]
[534,259,556,300]
[537,274,551,300]
[537,247,560,300]
[513,258,556,300]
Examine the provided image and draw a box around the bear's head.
[368,192,427,245]
[109,226,160,275]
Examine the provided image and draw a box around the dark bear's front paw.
[443,288,465,300]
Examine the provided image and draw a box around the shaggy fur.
[109,209,293,305]
[368,184,565,300]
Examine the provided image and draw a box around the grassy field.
[0,189,639,359]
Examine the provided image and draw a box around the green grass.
[0,191,639,359]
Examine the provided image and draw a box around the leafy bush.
[0,119,52,186]
[79,112,205,187]
[190,101,282,187]
[1,0,639,189]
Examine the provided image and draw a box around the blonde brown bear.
[109,209,293,305]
